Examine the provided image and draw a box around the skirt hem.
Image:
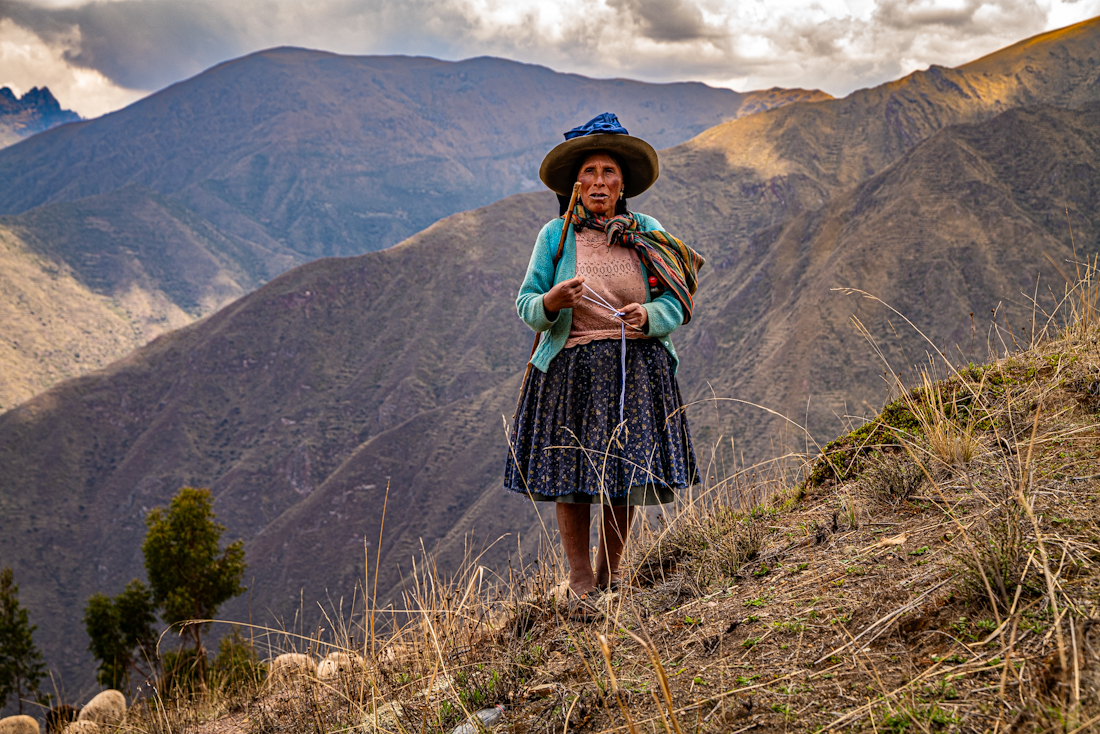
[503,483,681,506]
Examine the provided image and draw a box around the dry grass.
[111,266,1100,734]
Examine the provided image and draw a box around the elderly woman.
[505,113,703,616]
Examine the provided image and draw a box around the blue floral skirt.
[504,338,697,505]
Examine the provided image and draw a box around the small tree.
[84,580,158,689]
[0,567,45,714]
[142,488,247,663]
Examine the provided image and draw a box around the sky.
[1,0,1098,119]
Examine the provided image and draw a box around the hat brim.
[539,133,659,199]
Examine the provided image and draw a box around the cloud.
[0,0,248,90]
[874,0,1043,30]
[0,17,144,117]
[606,0,718,42]
[1,0,1098,118]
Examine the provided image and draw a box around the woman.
[504,112,704,616]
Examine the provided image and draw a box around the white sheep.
[266,652,317,684]
[76,690,125,729]
[60,722,99,734]
[316,651,366,682]
[0,715,40,734]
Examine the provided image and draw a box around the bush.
[160,647,207,696]
[864,455,925,505]
[210,628,264,696]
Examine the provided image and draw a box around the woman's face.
[576,153,623,216]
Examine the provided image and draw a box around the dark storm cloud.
[0,0,478,91]
[0,0,247,90]
[605,0,716,42]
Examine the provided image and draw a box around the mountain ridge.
[0,51,828,410]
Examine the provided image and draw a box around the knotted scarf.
[571,204,705,323]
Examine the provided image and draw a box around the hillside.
[0,185,298,410]
[156,319,1100,733]
[0,86,79,148]
[0,224,145,409]
[667,102,1100,464]
[0,52,826,410]
[3,89,1099,695]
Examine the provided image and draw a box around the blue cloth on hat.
[563,112,629,140]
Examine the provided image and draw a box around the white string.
[581,283,629,426]
[619,321,626,424]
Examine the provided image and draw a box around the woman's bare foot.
[569,582,598,597]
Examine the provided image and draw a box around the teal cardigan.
[516,214,685,373]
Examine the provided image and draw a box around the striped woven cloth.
[572,205,706,323]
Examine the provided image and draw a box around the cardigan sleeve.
[643,292,685,337]
[516,220,562,332]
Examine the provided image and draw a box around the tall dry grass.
[112,252,1100,734]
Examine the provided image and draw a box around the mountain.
[0,193,550,688]
[0,87,80,149]
[637,15,1100,445]
[641,15,1100,266]
[0,51,827,410]
[0,53,825,243]
[2,18,1099,692]
[669,102,1100,455]
[0,185,300,410]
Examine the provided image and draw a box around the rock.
[362,702,403,733]
[526,683,557,698]
[61,723,98,734]
[0,715,40,734]
[76,690,125,729]
[266,652,317,684]
[316,651,365,682]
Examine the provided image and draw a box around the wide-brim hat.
[539,113,659,199]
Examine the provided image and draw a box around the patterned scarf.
[572,204,705,324]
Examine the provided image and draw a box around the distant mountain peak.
[0,85,80,149]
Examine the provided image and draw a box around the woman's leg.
[595,506,634,588]
[557,503,597,595]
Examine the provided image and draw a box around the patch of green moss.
[804,371,1000,489]
[805,396,918,488]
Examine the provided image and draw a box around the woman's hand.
[619,303,648,331]
[543,276,586,318]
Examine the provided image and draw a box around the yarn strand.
[581,283,632,425]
